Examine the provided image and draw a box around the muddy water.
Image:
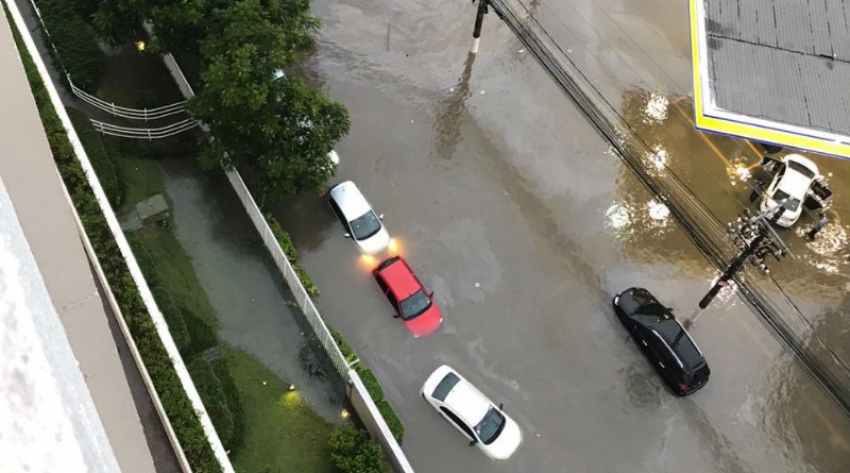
[263,0,850,472]
[160,159,344,421]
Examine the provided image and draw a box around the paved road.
[271,0,850,472]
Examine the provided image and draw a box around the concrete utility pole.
[697,204,792,310]
[470,0,490,54]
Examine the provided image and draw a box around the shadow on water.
[433,52,477,160]
[160,158,345,421]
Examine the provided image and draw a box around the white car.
[421,365,523,460]
[760,154,820,227]
[327,181,390,254]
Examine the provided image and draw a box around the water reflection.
[433,52,477,160]
[619,88,850,302]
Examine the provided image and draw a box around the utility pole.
[697,203,792,310]
[470,0,490,54]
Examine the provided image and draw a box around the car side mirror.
[429,290,435,298]
[468,440,477,447]
[343,232,351,238]
[392,314,400,319]
[499,403,504,410]
[379,213,385,220]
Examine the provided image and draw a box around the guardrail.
[70,80,187,120]
[4,2,236,472]
[90,118,199,139]
[154,33,415,473]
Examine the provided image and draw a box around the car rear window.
[432,372,460,402]
[653,321,704,371]
[400,290,432,320]
[788,161,815,179]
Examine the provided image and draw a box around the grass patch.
[127,223,219,329]
[223,345,336,473]
[114,152,165,213]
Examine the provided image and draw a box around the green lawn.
[116,153,165,214]
[223,345,336,473]
[116,153,335,472]
[127,222,219,330]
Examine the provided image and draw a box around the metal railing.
[90,118,199,139]
[70,80,187,120]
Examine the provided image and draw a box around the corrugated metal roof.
[705,0,850,136]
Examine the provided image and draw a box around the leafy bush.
[329,424,388,473]
[5,9,222,472]
[265,213,297,263]
[375,400,404,442]
[356,368,384,403]
[32,0,104,90]
[66,107,125,207]
[294,265,319,297]
[189,358,236,449]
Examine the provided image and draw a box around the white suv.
[327,181,390,255]
[421,365,523,460]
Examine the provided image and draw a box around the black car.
[613,288,710,396]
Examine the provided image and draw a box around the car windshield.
[652,321,703,371]
[788,161,816,179]
[350,211,382,240]
[771,189,800,211]
[475,407,506,445]
[400,290,432,320]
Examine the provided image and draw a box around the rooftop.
[690,0,850,159]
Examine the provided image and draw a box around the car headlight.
[614,295,620,304]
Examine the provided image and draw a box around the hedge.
[66,107,125,208]
[263,212,319,297]
[32,0,104,90]
[5,8,223,473]
[329,327,405,442]
[189,358,236,449]
[329,424,388,473]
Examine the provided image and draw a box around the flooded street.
[269,0,850,471]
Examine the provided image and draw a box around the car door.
[385,288,401,315]
[328,197,349,232]
[439,406,477,442]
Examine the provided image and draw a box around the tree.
[189,0,349,204]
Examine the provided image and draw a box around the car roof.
[443,377,490,426]
[652,321,705,371]
[329,181,372,220]
[783,154,818,175]
[776,155,818,197]
[377,257,421,299]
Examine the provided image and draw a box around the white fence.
[91,117,199,139]
[4,2,236,472]
[155,36,416,473]
[223,170,352,375]
[70,80,187,120]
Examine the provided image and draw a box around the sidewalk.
[493,0,849,408]
[0,8,179,473]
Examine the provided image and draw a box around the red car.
[372,256,443,337]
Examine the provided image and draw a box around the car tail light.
[678,383,690,392]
